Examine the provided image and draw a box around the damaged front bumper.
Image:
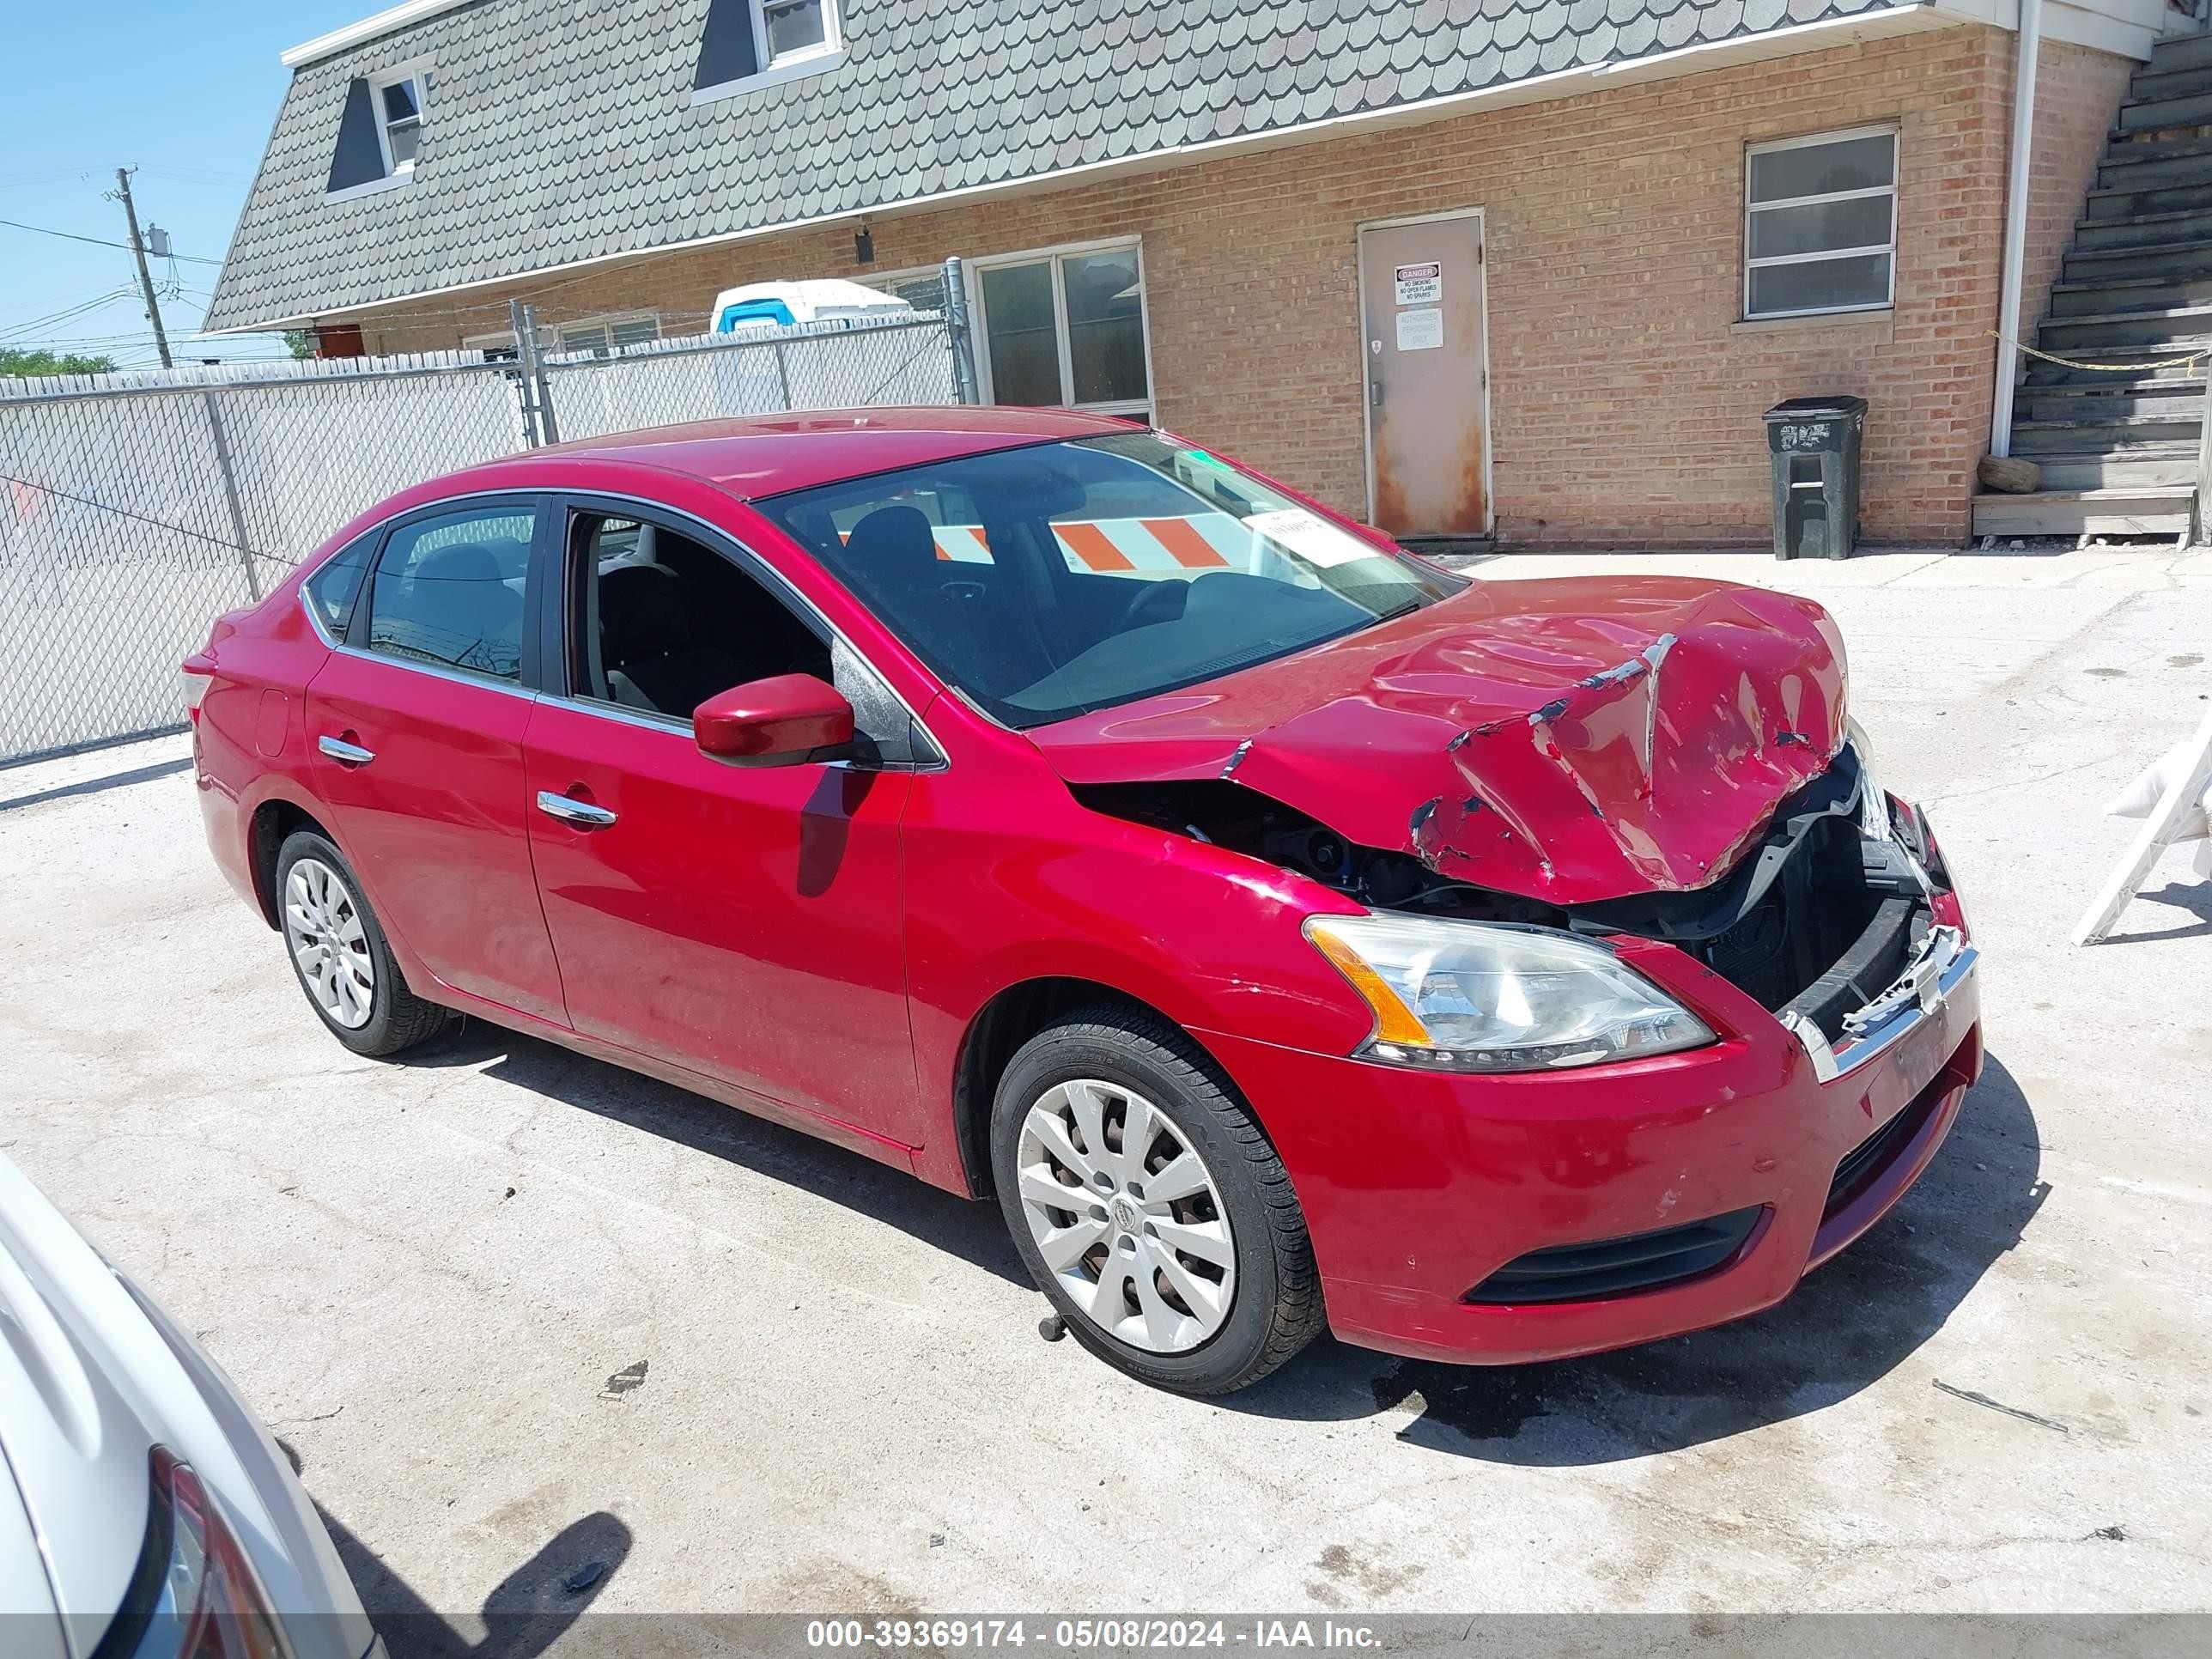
[1783,922,1976,1083]
[1191,800,1984,1367]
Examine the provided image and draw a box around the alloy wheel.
[282,858,375,1030]
[1015,1079,1237,1353]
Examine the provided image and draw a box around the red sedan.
[186,410,1979,1395]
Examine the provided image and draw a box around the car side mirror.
[693,674,855,767]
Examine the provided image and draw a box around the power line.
[0,473,291,566]
[0,216,223,265]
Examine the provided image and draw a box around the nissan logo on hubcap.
[1109,1195,1143,1234]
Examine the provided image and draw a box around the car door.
[305,494,569,1027]
[518,497,928,1151]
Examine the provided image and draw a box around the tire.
[990,1005,1324,1395]
[273,830,453,1058]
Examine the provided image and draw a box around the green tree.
[1,347,118,378]
[283,330,315,360]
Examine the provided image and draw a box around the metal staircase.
[1977,29,2212,540]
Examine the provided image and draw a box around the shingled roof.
[204,0,1915,333]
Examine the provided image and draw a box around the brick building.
[204,0,2179,547]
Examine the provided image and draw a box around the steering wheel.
[1109,579,1187,634]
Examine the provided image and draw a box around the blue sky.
[1,2,366,364]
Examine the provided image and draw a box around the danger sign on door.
[1393,262,1442,306]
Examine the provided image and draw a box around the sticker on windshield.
[1242,507,1376,568]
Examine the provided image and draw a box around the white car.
[709,276,915,331]
[0,1152,378,1659]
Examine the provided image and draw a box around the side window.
[569,511,922,763]
[302,532,377,639]
[572,512,829,716]
[366,506,534,683]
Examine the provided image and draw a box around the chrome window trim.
[556,488,950,770]
[1782,927,1976,1085]
[329,641,541,703]
[300,588,339,650]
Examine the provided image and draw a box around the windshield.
[754,431,1463,728]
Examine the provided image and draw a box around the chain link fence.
[544,313,957,444]
[0,277,974,765]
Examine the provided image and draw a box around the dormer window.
[374,71,422,173]
[693,0,844,103]
[325,59,430,200]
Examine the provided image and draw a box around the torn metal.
[1033,576,1847,905]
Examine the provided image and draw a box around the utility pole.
[112,167,172,368]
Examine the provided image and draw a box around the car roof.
[524,406,1141,500]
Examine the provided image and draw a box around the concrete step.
[2011,416,2202,454]
[2150,29,2212,76]
[2031,451,2198,490]
[2120,89,2212,133]
[2075,205,2212,250]
[1972,487,2191,538]
[2085,178,2212,219]
[2039,302,2212,349]
[2099,136,2212,191]
[2050,271,2212,315]
[2019,384,2208,422]
[2130,62,2212,106]
[2064,234,2212,284]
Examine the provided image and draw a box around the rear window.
[302,533,376,639]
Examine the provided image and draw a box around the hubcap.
[1016,1079,1236,1354]
[282,858,374,1030]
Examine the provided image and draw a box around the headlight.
[1846,714,1886,837]
[1304,913,1715,1073]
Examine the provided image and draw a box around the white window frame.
[691,0,845,104]
[465,311,661,362]
[1743,125,1898,322]
[965,236,1156,421]
[368,61,430,179]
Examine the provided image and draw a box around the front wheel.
[274,830,453,1057]
[990,1006,1324,1395]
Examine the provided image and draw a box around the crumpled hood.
[1030,575,1848,904]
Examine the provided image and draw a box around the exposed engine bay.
[1073,743,1949,1043]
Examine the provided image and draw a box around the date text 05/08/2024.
[805,1620,1382,1650]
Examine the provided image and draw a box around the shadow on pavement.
[2099,879,2212,946]
[319,1501,631,1659]
[393,1021,1029,1288]
[0,755,191,813]
[389,1019,2041,1469]
[1224,1052,2046,1463]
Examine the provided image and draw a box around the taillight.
[102,1447,292,1659]
[179,653,216,725]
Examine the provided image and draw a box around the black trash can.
[1762,395,1867,561]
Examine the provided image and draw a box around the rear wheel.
[275,830,452,1057]
[991,1006,1324,1395]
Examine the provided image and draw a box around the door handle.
[317,734,375,766]
[537,789,617,829]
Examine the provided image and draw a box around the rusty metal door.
[1358,210,1491,538]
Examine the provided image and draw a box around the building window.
[556,313,662,356]
[373,70,423,173]
[1743,128,1897,320]
[325,62,430,198]
[693,0,844,100]
[465,313,661,362]
[970,241,1152,420]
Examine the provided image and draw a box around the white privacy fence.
[0,296,969,765]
